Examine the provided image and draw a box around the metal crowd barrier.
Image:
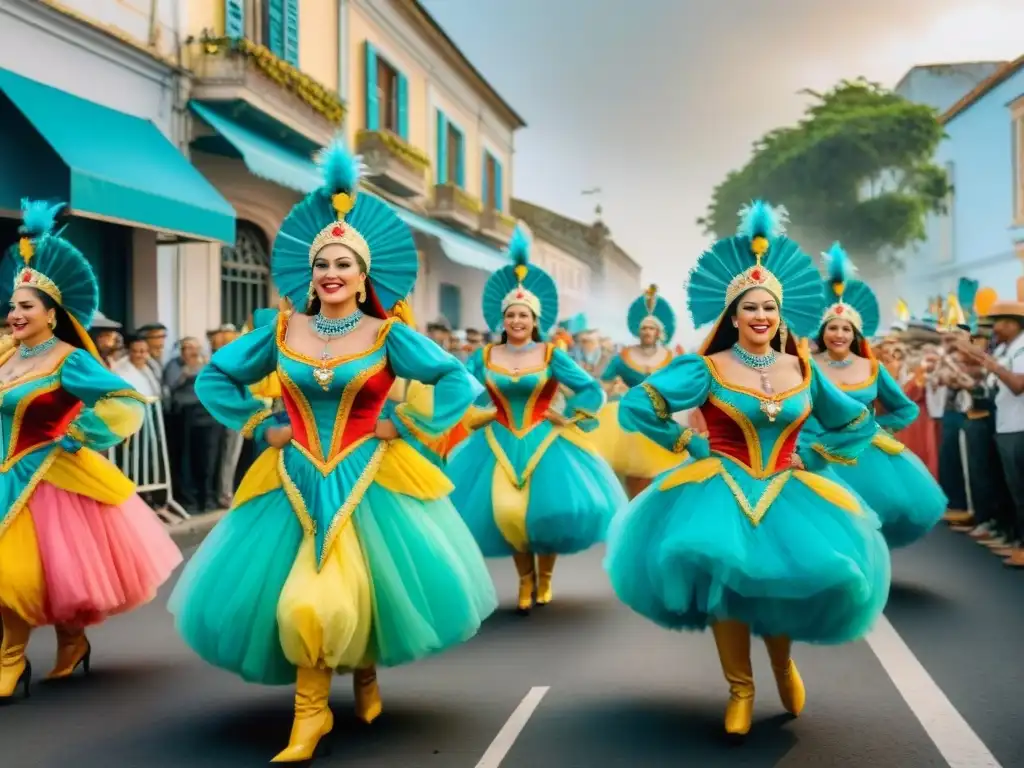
[106,401,190,524]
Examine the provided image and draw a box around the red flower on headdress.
[21,272,31,283]
[331,226,344,237]
[751,268,763,282]
[835,305,844,314]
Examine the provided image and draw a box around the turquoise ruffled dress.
[605,353,891,644]
[446,343,626,556]
[168,312,497,685]
[801,361,948,548]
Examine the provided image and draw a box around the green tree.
[698,78,950,260]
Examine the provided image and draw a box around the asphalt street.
[1,523,1021,768]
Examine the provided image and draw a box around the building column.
[130,228,159,328]
[175,241,222,341]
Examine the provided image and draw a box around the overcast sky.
[420,0,1024,344]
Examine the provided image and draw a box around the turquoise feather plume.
[736,200,789,240]
[957,277,978,318]
[314,138,362,195]
[508,224,532,267]
[823,241,857,301]
[19,199,65,237]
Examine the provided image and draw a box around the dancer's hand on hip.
[265,425,293,448]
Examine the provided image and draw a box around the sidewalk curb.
[168,509,228,549]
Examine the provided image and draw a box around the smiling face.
[503,304,536,344]
[639,318,661,346]
[733,288,780,347]
[7,287,55,342]
[312,243,367,309]
[822,318,856,356]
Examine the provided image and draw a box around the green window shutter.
[454,127,465,187]
[494,158,504,212]
[224,0,244,38]
[439,283,461,329]
[284,0,299,66]
[482,151,490,207]
[396,72,409,140]
[364,42,379,130]
[267,0,284,57]
[436,110,448,184]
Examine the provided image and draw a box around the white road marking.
[474,686,550,768]
[866,616,1002,768]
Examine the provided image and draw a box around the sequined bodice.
[0,357,81,471]
[483,359,560,436]
[699,359,812,477]
[275,341,395,469]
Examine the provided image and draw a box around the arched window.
[221,221,270,328]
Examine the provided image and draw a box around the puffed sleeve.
[549,346,606,432]
[195,317,279,441]
[874,365,920,432]
[800,360,874,471]
[600,355,624,383]
[618,353,711,457]
[60,349,151,451]
[385,321,484,443]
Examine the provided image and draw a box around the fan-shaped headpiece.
[627,284,676,342]
[481,223,559,335]
[818,242,880,338]
[272,137,417,316]
[686,200,824,338]
[1,198,100,332]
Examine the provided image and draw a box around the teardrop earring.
[357,283,367,303]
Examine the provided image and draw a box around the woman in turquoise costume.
[604,202,890,738]
[589,284,684,498]
[805,243,947,547]
[447,226,625,614]
[0,200,181,702]
[168,140,496,763]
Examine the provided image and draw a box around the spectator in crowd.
[115,334,161,398]
[164,337,219,514]
[465,327,485,356]
[426,317,451,348]
[932,332,971,521]
[208,324,242,508]
[90,311,123,368]
[958,303,1024,565]
[136,322,169,380]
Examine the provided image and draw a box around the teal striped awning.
[189,102,321,194]
[0,68,236,243]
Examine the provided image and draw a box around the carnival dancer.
[168,140,497,763]
[0,200,182,701]
[589,285,684,498]
[447,225,625,614]
[604,202,890,737]
[803,244,947,547]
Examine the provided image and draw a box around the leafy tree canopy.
[698,78,950,260]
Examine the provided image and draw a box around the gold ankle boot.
[763,635,805,716]
[711,620,754,736]
[535,554,557,606]
[270,667,334,763]
[353,665,382,724]
[0,606,32,700]
[512,552,536,614]
[48,625,91,680]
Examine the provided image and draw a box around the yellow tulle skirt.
[587,401,684,479]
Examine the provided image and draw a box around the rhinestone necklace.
[310,309,363,391]
[19,336,57,359]
[732,343,782,423]
[825,355,853,368]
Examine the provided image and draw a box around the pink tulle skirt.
[31,483,183,627]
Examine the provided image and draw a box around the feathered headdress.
[627,284,676,342]
[818,242,880,338]
[687,200,824,338]
[272,137,417,317]
[1,198,100,334]
[481,223,559,335]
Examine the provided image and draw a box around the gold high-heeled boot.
[512,552,536,613]
[0,606,32,700]
[48,625,91,680]
[535,554,557,606]
[763,635,805,716]
[711,620,754,736]
[270,666,334,763]
[353,665,382,724]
